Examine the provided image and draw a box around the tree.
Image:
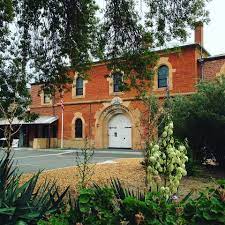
[0,2,36,154]
[172,76,225,167]
[15,0,210,93]
[19,0,99,93]
[100,0,210,92]
[0,58,36,154]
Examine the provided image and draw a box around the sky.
[97,0,225,56]
[191,0,225,55]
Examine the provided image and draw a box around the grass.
[20,158,217,198]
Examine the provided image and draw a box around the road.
[0,148,143,173]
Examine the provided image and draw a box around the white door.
[108,114,132,148]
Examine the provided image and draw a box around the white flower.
[153,144,160,151]
[179,145,186,152]
[169,122,174,129]
[162,131,167,138]
[149,156,156,162]
[168,129,173,136]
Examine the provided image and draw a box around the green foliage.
[37,214,69,225]
[0,153,69,225]
[99,0,209,93]
[0,58,31,120]
[184,180,225,225]
[120,192,186,225]
[110,178,145,201]
[18,0,99,93]
[1,0,210,94]
[39,179,225,225]
[172,76,225,166]
[68,186,117,225]
[145,1,210,46]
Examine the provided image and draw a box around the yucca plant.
[0,153,69,225]
[110,178,145,201]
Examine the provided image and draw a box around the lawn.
[20,158,217,198]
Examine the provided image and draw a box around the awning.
[0,116,58,126]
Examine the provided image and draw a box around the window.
[158,65,169,88]
[75,118,83,138]
[43,92,51,104]
[76,77,83,96]
[113,72,123,92]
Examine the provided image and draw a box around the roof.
[0,116,58,126]
[200,53,225,62]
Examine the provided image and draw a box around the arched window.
[113,72,123,92]
[76,77,83,96]
[75,118,83,138]
[158,65,169,88]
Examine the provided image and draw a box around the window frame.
[76,77,84,96]
[41,91,52,105]
[158,65,169,89]
[113,72,123,93]
[75,118,83,138]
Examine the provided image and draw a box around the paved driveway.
[0,148,143,173]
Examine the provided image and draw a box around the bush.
[38,214,69,225]
[0,153,69,225]
[38,179,225,225]
[183,180,225,225]
[172,76,225,167]
[68,186,118,225]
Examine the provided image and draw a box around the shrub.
[68,186,118,225]
[184,180,225,224]
[172,76,225,166]
[39,179,225,225]
[120,192,186,225]
[0,153,69,225]
[37,214,69,225]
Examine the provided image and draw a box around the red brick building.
[22,25,225,149]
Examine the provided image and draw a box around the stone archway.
[94,102,141,149]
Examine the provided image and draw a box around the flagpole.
[61,98,64,149]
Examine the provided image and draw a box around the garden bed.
[20,158,216,197]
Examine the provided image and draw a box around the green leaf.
[16,221,28,225]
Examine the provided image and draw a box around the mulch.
[20,158,216,198]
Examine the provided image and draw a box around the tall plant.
[146,117,188,197]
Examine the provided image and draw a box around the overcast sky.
[97,0,225,56]
[191,0,225,55]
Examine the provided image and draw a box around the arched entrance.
[95,102,142,149]
[108,114,132,148]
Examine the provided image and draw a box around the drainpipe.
[200,57,205,81]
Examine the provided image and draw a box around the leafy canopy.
[0,0,210,93]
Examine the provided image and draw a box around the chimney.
[195,22,204,46]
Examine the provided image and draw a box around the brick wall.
[202,57,225,81]
[29,45,201,148]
